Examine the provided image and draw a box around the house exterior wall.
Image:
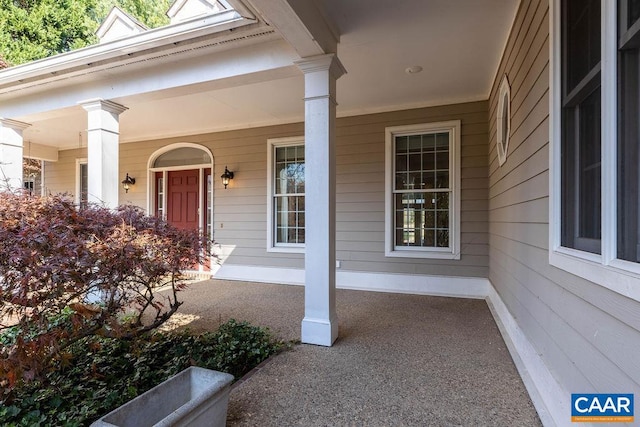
[45,148,85,196]
[488,0,640,405]
[45,102,489,283]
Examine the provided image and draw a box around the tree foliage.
[0,0,99,65]
[0,192,207,392]
[92,0,172,31]
[0,0,172,66]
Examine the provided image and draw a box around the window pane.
[275,195,304,244]
[396,153,408,172]
[396,136,408,153]
[500,94,510,154]
[434,133,449,149]
[564,0,601,93]
[423,230,435,247]
[618,9,640,262]
[408,154,421,173]
[629,0,640,26]
[422,151,435,171]
[437,230,450,248]
[435,171,449,189]
[275,146,305,195]
[80,163,88,209]
[435,151,448,171]
[423,173,435,189]
[408,135,422,152]
[396,172,407,190]
[408,172,421,189]
[578,91,601,240]
[436,192,449,209]
[423,134,436,151]
[561,0,602,254]
[424,209,435,229]
[154,147,211,168]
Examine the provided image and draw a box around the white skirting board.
[485,286,567,427]
[213,264,489,298]
[212,264,566,426]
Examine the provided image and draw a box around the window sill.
[385,248,460,260]
[549,248,640,303]
[267,246,305,254]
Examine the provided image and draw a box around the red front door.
[167,169,199,231]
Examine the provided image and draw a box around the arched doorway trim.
[147,143,215,246]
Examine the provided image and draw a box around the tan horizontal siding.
[46,101,489,280]
[489,0,640,398]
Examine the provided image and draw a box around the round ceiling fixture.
[405,65,423,74]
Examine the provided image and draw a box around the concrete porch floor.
[163,279,541,426]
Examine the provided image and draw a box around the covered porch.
[161,278,541,426]
[0,0,519,347]
[0,2,551,419]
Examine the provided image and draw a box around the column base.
[301,316,338,346]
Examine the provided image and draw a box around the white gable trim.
[96,6,148,43]
[168,0,230,24]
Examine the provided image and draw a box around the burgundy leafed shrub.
[0,192,207,391]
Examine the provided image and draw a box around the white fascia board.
[0,9,255,92]
[2,38,296,118]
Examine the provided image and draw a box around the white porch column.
[0,118,31,191]
[79,99,128,209]
[296,54,346,346]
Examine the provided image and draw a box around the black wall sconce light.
[221,166,234,189]
[121,173,135,193]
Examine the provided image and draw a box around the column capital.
[294,53,346,80]
[0,118,31,132]
[78,98,128,115]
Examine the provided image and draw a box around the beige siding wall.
[44,148,86,196]
[489,0,640,397]
[46,102,489,278]
[334,103,489,277]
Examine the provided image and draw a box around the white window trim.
[39,161,46,196]
[549,0,640,303]
[267,136,305,253]
[75,158,87,206]
[497,74,511,166]
[384,121,461,260]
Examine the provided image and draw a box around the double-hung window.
[385,121,461,259]
[267,137,305,252]
[551,0,640,301]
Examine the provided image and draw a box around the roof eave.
[0,9,255,91]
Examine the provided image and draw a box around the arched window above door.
[153,147,212,168]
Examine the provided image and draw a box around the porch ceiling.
[5,0,519,150]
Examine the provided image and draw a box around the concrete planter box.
[91,367,234,427]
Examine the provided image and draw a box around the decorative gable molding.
[167,0,230,24]
[96,6,148,43]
